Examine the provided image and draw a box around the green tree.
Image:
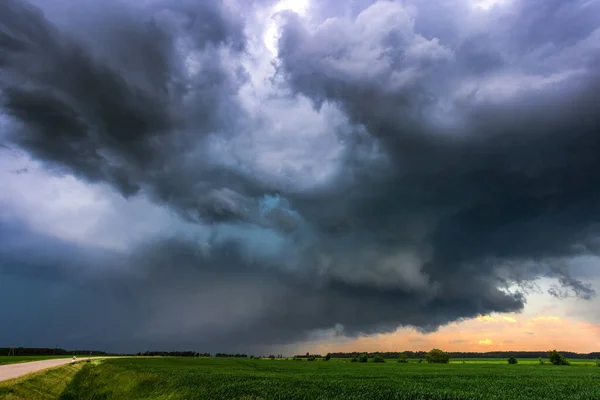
[372,354,385,363]
[358,353,368,363]
[426,348,449,364]
[548,350,570,365]
[397,352,409,363]
[507,356,518,365]
[324,353,331,361]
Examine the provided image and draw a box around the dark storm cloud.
[0,0,265,213]
[1,0,600,352]
[277,0,600,297]
[0,220,522,351]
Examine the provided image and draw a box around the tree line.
[135,351,211,357]
[326,351,600,359]
[1,347,107,356]
[5,348,599,359]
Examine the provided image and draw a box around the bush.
[507,356,518,365]
[358,353,368,363]
[418,359,423,364]
[595,359,600,367]
[324,353,331,361]
[350,357,357,363]
[426,348,449,364]
[307,355,317,361]
[397,353,408,363]
[372,354,385,363]
[548,350,570,366]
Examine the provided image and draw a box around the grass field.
[449,358,598,365]
[55,357,600,400]
[0,356,81,366]
[0,363,83,400]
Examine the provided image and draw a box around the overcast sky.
[1,0,600,354]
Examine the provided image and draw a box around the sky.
[1,0,600,355]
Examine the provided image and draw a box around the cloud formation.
[1,0,600,352]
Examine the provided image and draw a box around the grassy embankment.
[56,357,600,400]
[0,363,83,400]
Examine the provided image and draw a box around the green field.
[50,357,600,400]
[449,358,598,365]
[0,356,79,366]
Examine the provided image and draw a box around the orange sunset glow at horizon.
[294,278,600,355]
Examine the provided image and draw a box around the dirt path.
[0,357,99,382]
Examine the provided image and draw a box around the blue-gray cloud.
[1,0,600,352]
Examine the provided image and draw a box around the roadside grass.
[58,357,600,400]
[0,363,83,400]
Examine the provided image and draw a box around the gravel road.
[0,358,94,383]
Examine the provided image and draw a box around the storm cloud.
[1,0,600,352]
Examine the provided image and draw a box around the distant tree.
[397,352,408,363]
[307,355,317,361]
[268,354,275,360]
[539,357,545,365]
[548,350,570,365]
[350,357,357,363]
[324,353,331,361]
[418,359,423,363]
[595,359,600,367]
[426,349,449,364]
[372,354,385,363]
[507,356,518,365]
[358,353,368,363]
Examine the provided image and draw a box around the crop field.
[52,357,600,400]
[449,358,598,365]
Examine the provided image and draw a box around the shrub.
[350,357,357,363]
[418,359,423,363]
[397,353,408,363]
[595,359,600,367]
[358,353,368,363]
[307,355,317,361]
[324,353,331,361]
[508,356,518,365]
[372,354,385,363]
[548,350,570,366]
[426,348,449,364]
